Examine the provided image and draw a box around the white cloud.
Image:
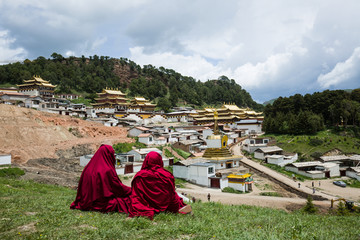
[317,47,360,88]
[0,30,26,63]
[1,0,360,102]
[129,47,225,80]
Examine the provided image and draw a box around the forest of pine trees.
[263,89,360,134]
[0,53,263,112]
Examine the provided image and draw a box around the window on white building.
[208,167,214,174]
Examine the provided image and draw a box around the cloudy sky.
[1,0,360,102]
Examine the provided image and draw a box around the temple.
[174,110,253,191]
[193,103,263,125]
[91,88,128,111]
[128,97,156,112]
[17,75,56,98]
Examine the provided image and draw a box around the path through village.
[174,142,360,211]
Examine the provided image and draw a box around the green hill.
[0,54,264,112]
[1,173,359,239]
[265,129,360,161]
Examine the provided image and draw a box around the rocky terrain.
[0,104,133,187]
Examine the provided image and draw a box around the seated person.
[70,145,131,213]
[129,151,191,220]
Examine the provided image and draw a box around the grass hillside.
[1,171,359,239]
[265,129,360,160]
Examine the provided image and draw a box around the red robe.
[129,151,186,219]
[70,145,131,213]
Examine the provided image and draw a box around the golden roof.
[100,88,125,95]
[95,97,127,100]
[222,104,242,111]
[134,97,147,101]
[227,173,251,179]
[18,75,56,88]
[202,148,233,159]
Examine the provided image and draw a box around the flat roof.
[290,161,322,168]
[255,146,283,153]
[190,162,215,167]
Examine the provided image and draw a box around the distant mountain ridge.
[0,54,264,111]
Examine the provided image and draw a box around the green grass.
[0,167,25,178]
[259,192,282,197]
[343,179,360,188]
[171,146,192,159]
[70,97,93,106]
[1,177,360,239]
[221,187,248,194]
[264,130,360,160]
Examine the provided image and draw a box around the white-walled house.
[128,126,150,137]
[0,154,11,165]
[225,132,238,145]
[155,136,167,145]
[266,153,298,167]
[242,137,270,153]
[285,161,340,179]
[138,133,154,145]
[235,119,262,134]
[188,162,216,186]
[346,167,360,181]
[173,159,216,187]
[254,146,283,160]
[127,148,162,161]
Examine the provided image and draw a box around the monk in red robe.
[129,151,191,220]
[70,145,131,213]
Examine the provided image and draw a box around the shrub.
[310,151,323,159]
[337,201,349,216]
[164,149,173,158]
[309,138,323,146]
[0,167,25,178]
[302,195,317,214]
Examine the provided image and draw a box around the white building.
[266,154,298,167]
[227,173,253,192]
[126,148,171,166]
[128,126,150,137]
[235,119,262,134]
[242,137,270,153]
[138,133,154,145]
[346,167,360,181]
[173,123,244,189]
[0,154,11,165]
[254,146,283,160]
[285,161,340,179]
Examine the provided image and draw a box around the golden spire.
[213,110,220,135]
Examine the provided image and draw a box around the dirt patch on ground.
[252,172,298,198]
[0,104,135,187]
[0,104,133,164]
[17,222,37,233]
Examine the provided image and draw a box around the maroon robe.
[129,151,186,219]
[70,145,131,213]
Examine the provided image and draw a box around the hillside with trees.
[263,89,360,135]
[0,53,263,112]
